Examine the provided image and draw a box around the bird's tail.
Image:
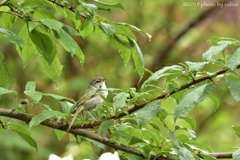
[67,106,84,132]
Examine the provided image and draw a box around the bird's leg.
[81,111,86,128]
[87,111,97,121]
[87,111,98,127]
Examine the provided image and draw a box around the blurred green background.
[0,0,240,159]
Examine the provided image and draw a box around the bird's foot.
[81,122,87,128]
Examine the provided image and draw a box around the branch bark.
[0,10,24,19]
[72,65,240,129]
[0,108,168,160]
[0,0,9,6]
[0,108,235,159]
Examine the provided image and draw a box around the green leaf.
[124,152,144,160]
[0,28,25,51]
[171,90,186,104]
[128,37,144,80]
[74,45,85,67]
[110,35,131,66]
[232,125,240,138]
[208,93,220,112]
[112,124,133,138]
[64,24,83,42]
[80,19,94,38]
[10,123,31,136]
[185,61,206,73]
[39,54,63,86]
[2,13,17,29]
[41,19,63,32]
[86,138,105,153]
[14,103,25,113]
[227,48,240,71]
[0,124,4,131]
[225,77,240,102]
[15,131,38,151]
[92,0,125,11]
[141,65,183,90]
[27,21,38,33]
[54,29,77,56]
[113,92,129,114]
[141,144,152,155]
[174,83,215,122]
[79,2,98,16]
[43,93,75,103]
[136,99,162,127]
[175,126,196,140]
[116,22,151,41]
[169,129,180,148]
[0,87,18,98]
[199,154,217,160]
[59,100,74,113]
[115,23,136,41]
[25,81,36,92]
[177,134,189,142]
[34,5,55,14]
[81,12,95,30]
[29,110,67,128]
[33,9,56,20]
[0,53,12,88]
[202,41,235,60]
[99,22,116,37]
[178,147,194,160]
[98,119,114,137]
[30,29,56,65]
[54,129,66,141]
[16,23,37,67]
[179,116,196,130]
[187,141,211,152]
[129,136,146,145]
[24,91,43,104]
[233,149,240,160]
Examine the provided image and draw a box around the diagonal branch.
[0,108,169,160]
[0,10,24,19]
[72,65,240,129]
[0,108,235,159]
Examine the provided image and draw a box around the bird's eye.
[96,80,101,83]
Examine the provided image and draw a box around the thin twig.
[47,0,85,19]
[0,108,235,159]
[72,65,240,129]
[0,10,24,19]
[0,108,168,160]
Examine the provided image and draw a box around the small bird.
[67,77,108,131]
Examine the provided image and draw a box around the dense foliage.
[0,0,240,160]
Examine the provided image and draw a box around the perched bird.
[67,77,108,131]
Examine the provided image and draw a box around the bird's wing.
[71,88,97,114]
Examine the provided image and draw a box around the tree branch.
[0,10,24,19]
[0,0,9,6]
[208,153,233,159]
[72,65,240,129]
[0,108,169,160]
[47,0,85,19]
[0,108,235,159]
